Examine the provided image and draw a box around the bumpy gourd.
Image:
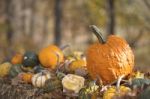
[43,77,62,92]
[0,62,12,77]
[86,25,134,84]
[62,74,85,93]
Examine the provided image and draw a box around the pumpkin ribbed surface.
[31,71,51,87]
[87,35,134,84]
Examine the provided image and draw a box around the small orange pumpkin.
[69,59,86,71]
[11,53,23,64]
[103,86,131,99]
[86,25,134,84]
[21,73,33,83]
[38,45,64,69]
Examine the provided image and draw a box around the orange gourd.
[38,45,64,69]
[11,53,23,64]
[21,73,33,83]
[69,59,86,71]
[103,86,131,99]
[86,25,134,84]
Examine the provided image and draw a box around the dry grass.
[0,78,64,99]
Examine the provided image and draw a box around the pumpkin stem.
[89,25,106,44]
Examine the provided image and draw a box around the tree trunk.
[54,0,62,46]
[5,0,13,44]
[29,0,36,37]
[106,0,115,35]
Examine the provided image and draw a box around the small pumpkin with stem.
[86,25,134,84]
[38,45,64,69]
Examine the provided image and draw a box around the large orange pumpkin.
[38,45,64,69]
[86,25,134,84]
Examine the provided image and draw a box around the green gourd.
[78,88,91,99]
[22,51,39,67]
[43,77,62,92]
[138,87,150,99]
[33,64,44,73]
[131,78,150,88]
[9,64,22,78]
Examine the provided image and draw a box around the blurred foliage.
[85,0,106,26]
[0,0,149,70]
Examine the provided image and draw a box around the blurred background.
[0,0,149,71]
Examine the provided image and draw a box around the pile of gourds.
[0,25,149,99]
[0,44,87,94]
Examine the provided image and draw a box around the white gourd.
[32,71,51,87]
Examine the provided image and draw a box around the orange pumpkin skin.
[38,45,64,69]
[69,60,86,71]
[21,73,33,83]
[11,53,23,64]
[86,25,134,84]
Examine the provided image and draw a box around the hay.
[0,78,64,99]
